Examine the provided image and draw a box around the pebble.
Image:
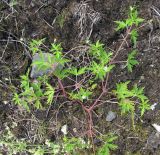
[150,103,158,110]
[106,111,116,122]
[61,124,68,135]
[30,53,61,78]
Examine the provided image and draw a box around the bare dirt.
[0,0,160,154]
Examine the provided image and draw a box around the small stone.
[106,111,116,122]
[150,103,158,110]
[61,124,68,135]
[30,53,61,78]
[152,124,160,133]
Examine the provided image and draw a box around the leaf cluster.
[115,7,144,46]
[97,133,118,155]
[29,39,45,55]
[115,6,144,31]
[32,43,69,73]
[69,88,92,102]
[13,72,55,111]
[127,50,139,72]
[89,41,114,80]
[114,81,150,116]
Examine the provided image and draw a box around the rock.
[61,124,68,135]
[150,103,158,110]
[152,124,160,133]
[106,111,116,122]
[30,53,61,78]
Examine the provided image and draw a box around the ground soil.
[0,0,160,155]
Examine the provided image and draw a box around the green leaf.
[89,41,113,64]
[68,67,86,76]
[63,137,87,153]
[128,7,144,26]
[101,52,113,64]
[89,41,105,57]
[90,62,114,80]
[32,58,51,71]
[34,100,42,109]
[34,148,45,155]
[90,83,97,90]
[98,144,110,155]
[119,99,135,114]
[69,88,92,101]
[13,93,30,112]
[29,38,45,55]
[77,67,87,75]
[114,81,132,99]
[103,65,115,73]
[125,18,133,26]
[115,6,144,32]
[139,100,150,116]
[31,81,43,97]
[20,71,30,89]
[54,68,69,79]
[131,84,148,102]
[13,93,21,106]
[98,134,118,155]
[135,17,144,26]
[130,29,138,46]
[127,50,139,72]
[107,143,118,150]
[44,83,55,105]
[107,135,118,143]
[115,21,127,31]
[51,43,63,54]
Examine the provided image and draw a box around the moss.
[132,124,149,141]
[56,9,69,29]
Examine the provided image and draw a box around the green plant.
[0,126,89,155]
[29,38,45,55]
[11,6,149,154]
[32,43,69,73]
[69,87,92,101]
[68,67,87,76]
[97,134,118,155]
[44,83,55,105]
[89,41,115,80]
[13,71,55,110]
[115,6,144,71]
[113,81,150,129]
[115,6,144,46]
[127,50,139,72]
[62,136,88,154]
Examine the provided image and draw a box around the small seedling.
[114,81,150,129]
[29,38,45,55]
[127,50,139,72]
[97,133,118,155]
[115,6,144,46]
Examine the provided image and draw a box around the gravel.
[106,111,116,122]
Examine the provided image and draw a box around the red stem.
[58,78,67,97]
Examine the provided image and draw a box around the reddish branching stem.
[56,27,132,153]
[58,78,67,97]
